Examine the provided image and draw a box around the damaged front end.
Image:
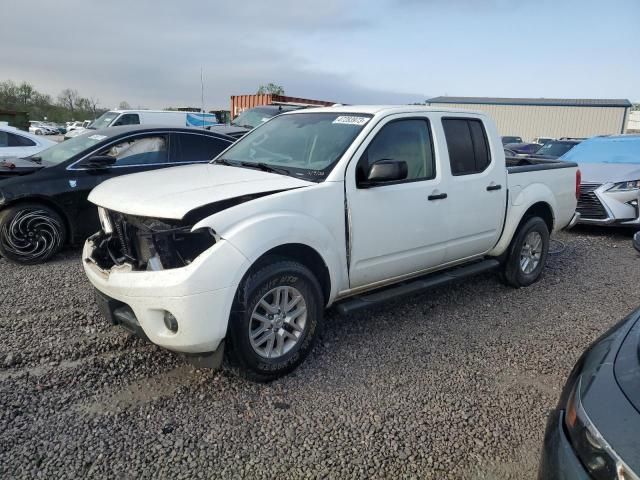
[88,207,217,271]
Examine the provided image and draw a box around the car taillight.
[576,169,581,200]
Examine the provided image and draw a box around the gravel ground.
[1,227,638,479]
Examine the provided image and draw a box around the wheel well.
[521,201,554,233]
[250,244,331,305]
[2,198,71,242]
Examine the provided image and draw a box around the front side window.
[220,112,371,181]
[443,118,491,175]
[96,135,168,166]
[357,119,435,184]
[113,114,140,126]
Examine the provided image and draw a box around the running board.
[335,259,501,315]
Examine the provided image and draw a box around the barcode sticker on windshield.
[88,135,107,140]
[333,116,370,126]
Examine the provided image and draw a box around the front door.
[67,133,172,238]
[345,116,449,289]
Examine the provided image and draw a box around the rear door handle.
[428,193,448,201]
[486,184,502,191]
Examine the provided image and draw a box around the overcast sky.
[3,0,639,110]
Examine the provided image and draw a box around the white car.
[565,134,640,225]
[83,106,580,380]
[0,123,56,160]
[28,121,56,135]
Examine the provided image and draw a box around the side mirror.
[84,155,116,169]
[365,159,408,185]
[633,231,640,253]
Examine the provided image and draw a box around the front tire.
[0,204,66,264]
[227,260,323,382]
[502,216,549,288]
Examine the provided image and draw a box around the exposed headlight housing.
[608,180,640,192]
[98,207,113,234]
[565,378,639,480]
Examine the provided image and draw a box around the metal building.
[426,97,631,142]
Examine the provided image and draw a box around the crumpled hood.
[88,163,314,219]
[578,162,640,184]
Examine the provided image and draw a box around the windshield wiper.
[26,156,42,164]
[240,162,290,176]
[212,158,235,166]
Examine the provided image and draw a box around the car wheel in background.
[502,216,549,288]
[227,259,323,382]
[0,204,66,265]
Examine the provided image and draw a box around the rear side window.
[175,133,231,162]
[9,133,37,147]
[0,132,37,147]
[113,114,140,126]
[443,118,491,175]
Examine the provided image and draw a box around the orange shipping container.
[230,94,335,119]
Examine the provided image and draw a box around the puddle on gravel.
[76,365,197,415]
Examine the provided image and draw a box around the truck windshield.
[219,112,372,181]
[90,111,120,130]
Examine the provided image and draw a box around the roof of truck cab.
[284,105,485,116]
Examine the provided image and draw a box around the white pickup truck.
[83,106,580,380]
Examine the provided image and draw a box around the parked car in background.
[539,306,640,480]
[501,135,523,145]
[66,121,84,131]
[28,121,57,135]
[505,142,543,155]
[0,126,237,264]
[504,147,518,157]
[230,105,306,129]
[204,125,250,140]
[563,135,640,225]
[0,123,56,160]
[46,122,67,135]
[532,139,581,159]
[64,110,224,140]
[533,137,555,145]
[83,105,580,380]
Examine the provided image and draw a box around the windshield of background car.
[31,132,110,165]
[231,108,281,129]
[219,112,372,181]
[536,141,576,157]
[561,137,640,164]
[90,111,119,130]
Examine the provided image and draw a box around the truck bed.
[506,156,578,174]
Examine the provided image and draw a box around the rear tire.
[0,204,66,265]
[502,216,549,288]
[226,260,323,382]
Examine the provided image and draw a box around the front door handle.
[486,184,502,191]
[428,192,448,201]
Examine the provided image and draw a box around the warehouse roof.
[427,96,632,108]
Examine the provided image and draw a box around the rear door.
[345,114,449,288]
[0,131,37,159]
[439,116,506,262]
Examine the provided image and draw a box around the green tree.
[256,83,285,95]
[118,100,131,110]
